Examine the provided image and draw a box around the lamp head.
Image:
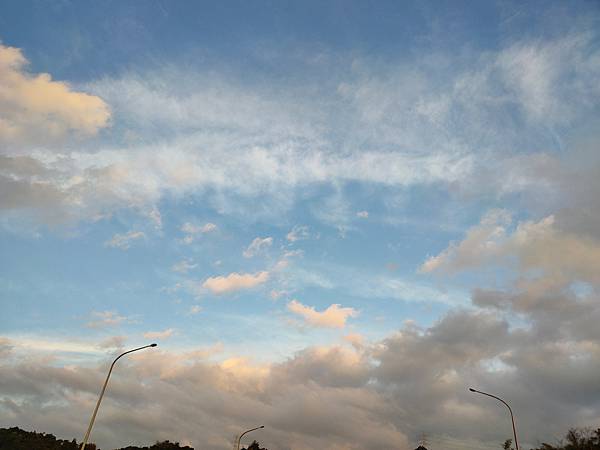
[150,343,158,347]
[469,388,476,392]
[259,425,265,428]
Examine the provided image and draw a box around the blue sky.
[1,1,600,449]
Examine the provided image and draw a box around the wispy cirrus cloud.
[286,225,310,242]
[143,328,175,340]
[104,230,145,250]
[243,236,273,258]
[180,222,217,244]
[0,30,598,228]
[86,310,129,328]
[171,259,197,274]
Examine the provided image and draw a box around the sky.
[1,1,600,449]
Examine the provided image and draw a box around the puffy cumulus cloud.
[421,209,600,353]
[420,209,514,274]
[420,210,600,289]
[0,342,404,450]
[143,328,175,340]
[287,300,358,328]
[4,306,600,450]
[0,43,110,146]
[243,237,273,258]
[202,271,269,295]
[413,211,600,440]
[343,333,365,350]
[483,145,600,243]
[270,346,369,389]
[104,230,145,250]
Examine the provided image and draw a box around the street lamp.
[80,343,158,450]
[235,425,265,450]
[469,388,519,450]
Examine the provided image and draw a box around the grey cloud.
[0,175,66,212]
[0,337,13,358]
[269,346,370,389]
[3,303,600,450]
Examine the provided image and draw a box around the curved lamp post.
[80,343,158,450]
[235,425,265,450]
[469,388,519,450]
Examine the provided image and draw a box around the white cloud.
[143,328,175,340]
[171,259,197,274]
[270,289,287,300]
[495,32,600,125]
[243,236,273,258]
[287,225,310,242]
[98,335,127,349]
[1,31,599,227]
[188,305,202,315]
[0,44,110,146]
[202,271,269,294]
[86,311,129,329]
[146,206,162,230]
[1,336,102,354]
[181,222,217,234]
[356,210,369,218]
[104,230,145,250]
[181,222,217,244]
[287,300,358,328]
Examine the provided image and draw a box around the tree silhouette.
[530,428,600,450]
[0,428,193,450]
[0,427,96,450]
[503,438,514,450]
[241,440,268,450]
[117,440,193,450]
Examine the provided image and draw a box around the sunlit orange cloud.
[0,43,110,144]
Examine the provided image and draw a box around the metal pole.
[80,343,157,450]
[236,425,265,450]
[469,388,519,450]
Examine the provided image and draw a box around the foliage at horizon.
[0,427,192,450]
[530,428,600,450]
[241,440,268,450]
[4,426,600,450]
[0,427,96,450]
